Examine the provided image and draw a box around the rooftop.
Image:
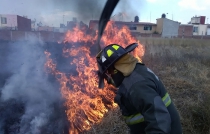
[89,20,156,25]
[180,24,193,26]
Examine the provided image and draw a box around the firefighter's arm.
[129,81,171,134]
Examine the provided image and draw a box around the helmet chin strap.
[104,73,116,87]
[104,69,124,87]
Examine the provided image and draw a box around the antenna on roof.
[150,12,151,22]
[172,13,173,20]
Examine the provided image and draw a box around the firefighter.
[96,43,183,134]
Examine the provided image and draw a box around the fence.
[0,31,65,42]
[134,33,210,40]
[1,31,210,43]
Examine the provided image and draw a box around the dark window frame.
[1,17,7,24]
[128,24,137,30]
[144,25,152,31]
[193,27,198,33]
[129,26,137,30]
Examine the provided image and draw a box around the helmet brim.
[125,43,138,53]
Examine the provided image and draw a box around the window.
[144,25,152,31]
[193,27,198,33]
[128,24,137,30]
[1,17,7,24]
[129,26,137,30]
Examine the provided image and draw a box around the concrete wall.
[0,31,65,42]
[0,14,17,29]
[135,33,161,38]
[207,28,210,35]
[38,26,54,31]
[162,18,179,37]
[198,25,207,35]
[156,18,163,34]
[0,30,11,40]
[38,26,68,33]
[193,25,207,35]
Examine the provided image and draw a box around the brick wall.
[178,25,193,37]
[17,16,31,31]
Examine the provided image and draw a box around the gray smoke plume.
[116,0,145,21]
[55,0,144,22]
[0,0,144,26]
[0,36,67,134]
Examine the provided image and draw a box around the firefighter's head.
[96,43,138,87]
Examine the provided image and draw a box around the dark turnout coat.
[114,63,182,134]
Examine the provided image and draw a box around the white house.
[193,24,208,35]
[207,25,210,35]
[0,14,17,30]
[0,14,31,31]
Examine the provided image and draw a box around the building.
[187,15,208,35]
[67,17,88,31]
[156,14,180,38]
[89,20,157,35]
[67,20,77,30]
[193,24,208,35]
[31,19,36,31]
[190,16,206,25]
[178,25,193,37]
[207,25,210,35]
[0,14,31,31]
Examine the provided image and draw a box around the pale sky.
[0,0,209,27]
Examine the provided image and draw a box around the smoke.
[0,0,145,26]
[63,0,106,21]
[0,36,67,133]
[116,0,145,21]
[56,0,145,23]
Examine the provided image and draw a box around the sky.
[0,0,210,27]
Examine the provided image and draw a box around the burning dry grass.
[85,38,210,134]
[84,107,129,134]
[1,24,209,133]
[44,22,144,134]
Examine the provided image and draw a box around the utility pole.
[63,14,65,25]
[150,12,151,22]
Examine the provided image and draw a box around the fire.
[45,21,144,133]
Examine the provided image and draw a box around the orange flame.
[45,21,144,133]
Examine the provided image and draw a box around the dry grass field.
[85,38,210,134]
[0,37,209,134]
